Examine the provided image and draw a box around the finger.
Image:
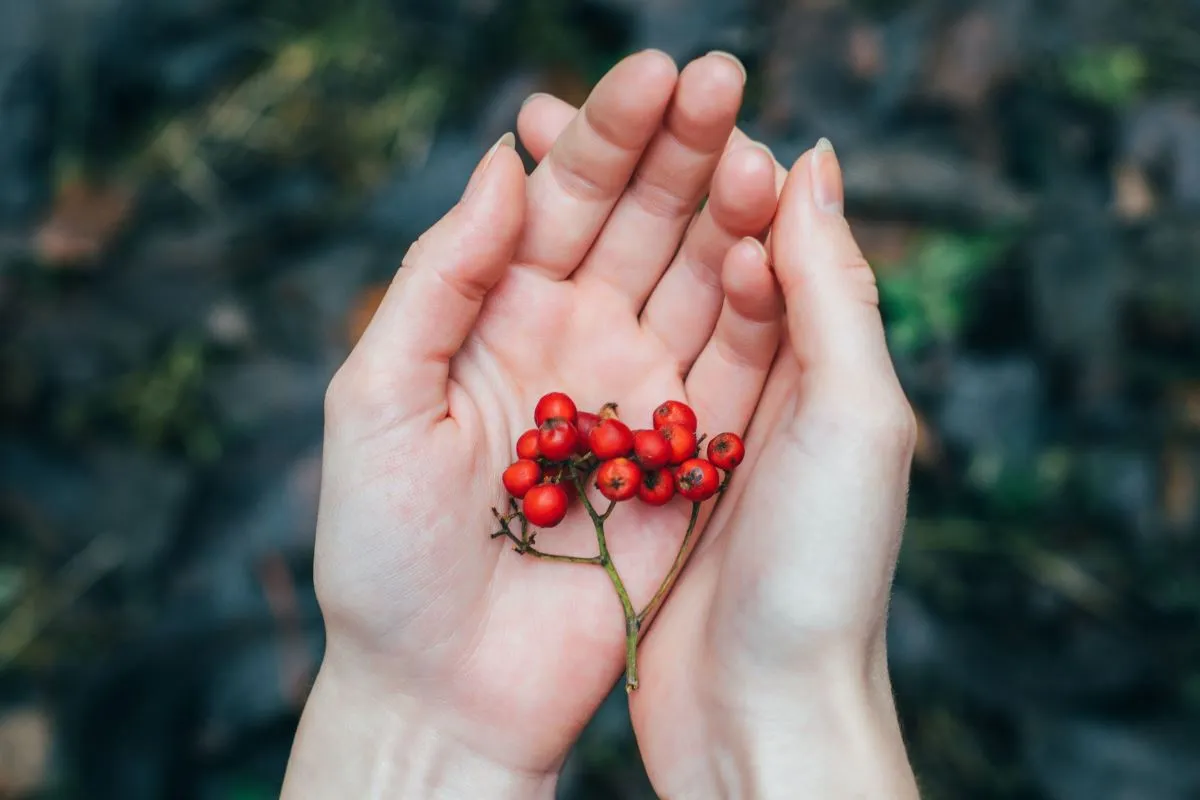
[517,93,788,190]
[685,238,783,435]
[772,139,905,394]
[640,142,778,374]
[514,50,678,280]
[570,53,746,307]
[343,136,526,424]
[515,92,575,159]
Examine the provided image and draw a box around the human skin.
[281,50,785,798]
[283,48,920,799]
[520,93,921,798]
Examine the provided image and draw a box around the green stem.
[520,544,604,565]
[636,501,702,630]
[571,471,640,692]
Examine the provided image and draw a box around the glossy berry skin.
[675,458,720,501]
[575,411,600,455]
[534,392,577,426]
[523,484,569,527]
[516,429,541,461]
[707,432,745,471]
[633,429,671,469]
[653,400,698,433]
[596,457,642,502]
[589,418,634,460]
[637,467,675,506]
[538,418,579,462]
[659,423,698,465]
[502,459,542,499]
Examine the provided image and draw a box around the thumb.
[770,139,897,388]
[335,133,526,430]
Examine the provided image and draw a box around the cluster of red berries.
[501,392,745,528]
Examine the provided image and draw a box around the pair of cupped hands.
[283,51,920,799]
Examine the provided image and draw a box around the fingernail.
[810,137,843,215]
[521,92,548,109]
[745,139,775,159]
[740,236,767,261]
[464,132,515,200]
[488,132,516,165]
[707,50,747,83]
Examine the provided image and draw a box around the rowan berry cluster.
[501,392,743,525]
[491,391,745,692]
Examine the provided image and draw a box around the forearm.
[281,660,558,800]
[674,653,918,799]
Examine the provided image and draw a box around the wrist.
[282,656,557,799]
[679,647,918,799]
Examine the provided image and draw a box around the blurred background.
[2,0,1200,797]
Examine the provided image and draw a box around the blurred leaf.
[104,339,222,462]
[879,231,1008,352]
[1062,45,1147,107]
[34,180,135,268]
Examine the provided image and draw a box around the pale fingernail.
[811,137,843,215]
[707,50,747,84]
[464,132,515,200]
[745,139,775,160]
[521,92,549,109]
[740,236,767,261]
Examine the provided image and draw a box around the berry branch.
[493,394,745,692]
[490,504,603,565]
[636,500,701,630]
[568,468,641,690]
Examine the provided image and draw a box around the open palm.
[310,51,780,777]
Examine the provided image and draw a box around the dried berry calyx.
[492,392,745,692]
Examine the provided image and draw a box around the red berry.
[637,467,675,506]
[502,459,542,498]
[707,432,745,471]
[675,458,720,501]
[538,418,579,462]
[575,411,600,455]
[659,423,698,465]
[534,392,577,426]
[589,418,634,460]
[516,429,540,460]
[596,457,642,502]
[523,484,569,527]
[653,400,698,433]
[632,428,671,469]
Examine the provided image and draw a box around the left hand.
[286,51,782,798]
[520,108,921,798]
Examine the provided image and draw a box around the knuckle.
[548,154,622,203]
[862,390,918,454]
[626,172,693,220]
[803,384,917,458]
[324,357,395,432]
[323,362,356,425]
[400,235,429,270]
[844,259,880,306]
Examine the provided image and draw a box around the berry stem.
[570,469,640,692]
[490,508,603,565]
[636,501,702,630]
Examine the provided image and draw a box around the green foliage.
[1062,45,1147,107]
[58,338,222,462]
[113,339,221,462]
[879,231,1009,353]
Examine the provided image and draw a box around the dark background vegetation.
[2,0,1200,797]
